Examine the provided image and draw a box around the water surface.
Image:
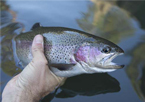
[1,1,145,102]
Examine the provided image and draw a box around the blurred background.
[0,0,145,102]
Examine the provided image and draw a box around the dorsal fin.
[31,23,41,30]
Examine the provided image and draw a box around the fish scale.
[43,31,87,64]
[15,29,88,67]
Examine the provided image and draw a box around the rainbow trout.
[14,23,124,77]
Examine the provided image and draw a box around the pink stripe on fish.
[75,46,101,62]
[75,46,90,62]
[89,47,101,60]
[16,40,52,50]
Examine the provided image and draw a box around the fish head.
[75,38,124,73]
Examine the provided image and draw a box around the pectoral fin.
[50,62,86,77]
[50,64,75,71]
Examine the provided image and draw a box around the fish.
[14,23,124,77]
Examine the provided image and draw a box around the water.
[1,1,145,102]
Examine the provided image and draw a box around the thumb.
[32,35,46,60]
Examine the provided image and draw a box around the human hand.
[2,35,66,102]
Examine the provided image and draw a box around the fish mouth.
[101,53,124,69]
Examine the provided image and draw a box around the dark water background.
[1,0,145,102]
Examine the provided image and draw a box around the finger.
[32,35,46,61]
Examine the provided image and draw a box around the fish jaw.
[98,53,124,69]
[79,61,116,73]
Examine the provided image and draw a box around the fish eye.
[102,46,111,54]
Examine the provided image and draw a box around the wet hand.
[2,35,66,102]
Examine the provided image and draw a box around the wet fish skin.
[14,26,124,77]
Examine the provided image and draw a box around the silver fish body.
[14,26,124,77]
